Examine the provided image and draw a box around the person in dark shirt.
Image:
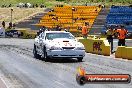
[9,22,12,29]
[106,28,114,53]
[2,21,5,28]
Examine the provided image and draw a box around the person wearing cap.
[106,27,114,53]
[116,25,128,46]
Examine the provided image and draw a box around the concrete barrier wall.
[115,46,132,60]
[8,29,37,39]
[79,38,110,56]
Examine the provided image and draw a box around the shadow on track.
[37,58,84,63]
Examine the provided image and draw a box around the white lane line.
[0,77,9,88]
[54,81,66,88]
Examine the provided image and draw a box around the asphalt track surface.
[0,38,132,88]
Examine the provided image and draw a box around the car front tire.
[77,57,83,62]
[42,46,48,62]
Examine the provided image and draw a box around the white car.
[33,31,85,61]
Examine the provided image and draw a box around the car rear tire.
[77,57,83,62]
[33,45,41,59]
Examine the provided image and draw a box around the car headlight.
[75,47,85,50]
[50,46,63,50]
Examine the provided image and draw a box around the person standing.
[55,25,61,31]
[106,27,114,53]
[116,25,128,46]
[2,21,5,28]
[82,22,89,39]
[9,22,12,29]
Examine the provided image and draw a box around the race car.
[33,31,85,62]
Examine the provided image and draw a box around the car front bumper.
[47,49,85,58]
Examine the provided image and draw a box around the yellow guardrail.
[115,46,132,60]
[78,37,110,56]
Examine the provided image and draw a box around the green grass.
[0,0,131,7]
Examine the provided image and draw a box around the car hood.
[47,38,83,47]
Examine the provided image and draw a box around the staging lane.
[0,38,132,88]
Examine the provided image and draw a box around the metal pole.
[11,8,13,23]
[72,9,73,30]
[72,0,73,30]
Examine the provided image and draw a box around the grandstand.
[36,5,102,34]
[105,6,132,30]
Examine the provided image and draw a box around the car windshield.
[46,32,75,40]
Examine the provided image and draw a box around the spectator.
[40,4,43,8]
[2,21,5,28]
[55,25,61,31]
[106,28,114,53]
[55,17,58,21]
[116,25,128,46]
[82,22,89,39]
[35,4,38,7]
[74,17,78,23]
[72,7,76,11]
[24,3,28,8]
[51,9,54,12]
[98,5,102,8]
[8,22,12,29]
[8,4,12,7]
[13,23,16,29]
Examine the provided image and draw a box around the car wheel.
[42,46,48,62]
[77,57,83,62]
[33,45,41,59]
